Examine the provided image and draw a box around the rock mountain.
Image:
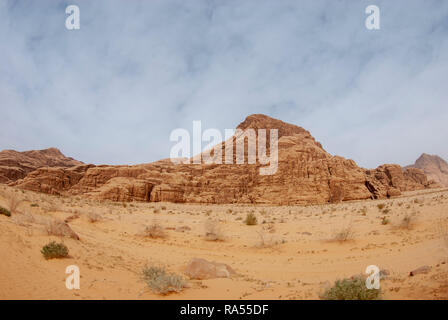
[2,115,442,204]
[406,153,448,187]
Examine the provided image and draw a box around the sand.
[1,185,447,300]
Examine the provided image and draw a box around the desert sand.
[1,184,447,300]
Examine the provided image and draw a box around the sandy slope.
[0,185,447,300]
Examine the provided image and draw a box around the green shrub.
[0,206,11,217]
[244,213,257,225]
[321,276,381,300]
[142,266,186,295]
[41,241,69,260]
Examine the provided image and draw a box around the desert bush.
[399,214,414,230]
[321,276,381,300]
[377,203,386,210]
[143,221,166,239]
[153,208,160,214]
[244,213,257,226]
[142,265,186,295]
[0,206,11,217]
[331,225,354,242]
[41,241,69,260]
[381,217,390,225]
[204,219,225,241]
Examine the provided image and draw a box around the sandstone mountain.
[406,153,448,187]
[0,147,83,184]
[4,115,440,204]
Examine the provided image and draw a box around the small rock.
[409,265,431,276]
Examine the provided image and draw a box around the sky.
[0,0,447,169]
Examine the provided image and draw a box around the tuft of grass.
[321,276,381,300]
[86,211,102,223]
[41,241,69,260]
[244,213,258,226]
[142,265,187,295]
[0,206,11,217]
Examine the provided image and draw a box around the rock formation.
[406,153,448,187]
[0,148,83,183]
[4,115,440,204]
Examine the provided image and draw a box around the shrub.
[377,203,385,210]
[142,265,186,295]
[399,214,414,229]
[244,213,257,226]
[381,217,390,225]
[321,276,381,300]
[41,241,69,260]
[331,226,354,242]
[143,221,166,239]
[87,211,102,223]
[0,206,11,217]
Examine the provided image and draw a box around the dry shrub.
[142,265,186,295]
[255,229,284,248]
[143,221,167,239]
[45,219,80,240]
[0,190,23,215]
[204,219,225,241]
[399,213,415,230]
[244,213,257,225]
[86,211,102,223]
[331,225,355,242]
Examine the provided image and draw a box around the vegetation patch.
[41,241,69,260]
[321,276,381,300]
[142,265,187,295]
[0,206,11,217]
[244,213,258,226]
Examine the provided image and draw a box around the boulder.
[184,258,236,280]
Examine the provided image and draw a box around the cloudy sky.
[1,0,447,168]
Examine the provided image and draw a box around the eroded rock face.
[6,115,439,204]
[0,148,83,183]
[407,153,448,187]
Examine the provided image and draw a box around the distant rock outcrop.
[5,115,440,204]
[0,148,83,183]
[406,153,448,187]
